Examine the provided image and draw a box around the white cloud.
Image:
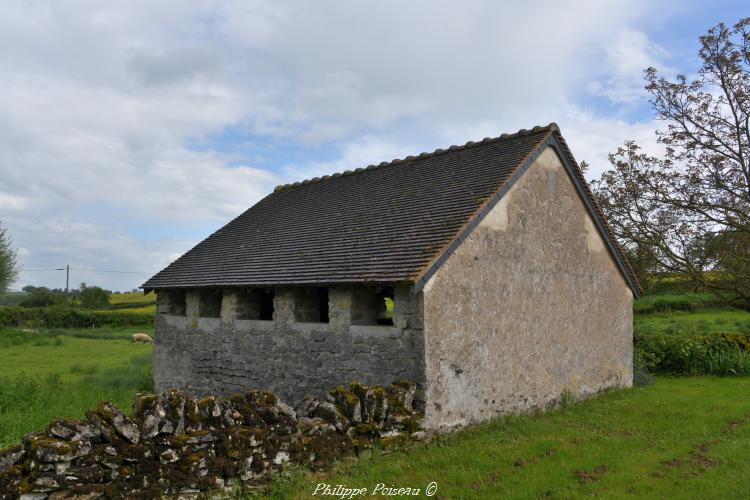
[0,0,680,290]
[588,28,671,104]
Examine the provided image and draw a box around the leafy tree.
[77,283,111,309]
[19,287,67,308]
[592,18,750,307]
[0,222,19,293]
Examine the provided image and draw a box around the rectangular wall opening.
[236,288,275,321]
[165,290,186,316]
[352,286,394,326]
[294,287,329,323]
[259,289,275,320]
[199,289,222,318]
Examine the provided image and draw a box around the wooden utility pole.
[65,264,69,293]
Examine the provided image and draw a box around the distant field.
[635,309,750,336]
[107,291,156,314]
[634,291,750,337]
[109,291,155,305]
[0,325,153,448]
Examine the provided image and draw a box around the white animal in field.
[21,328,39,334]
[131,333,153,344]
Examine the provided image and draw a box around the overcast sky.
[1,0,746,291]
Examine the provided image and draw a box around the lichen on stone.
[0,380,423,497]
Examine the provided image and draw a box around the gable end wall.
[422,146,633,429]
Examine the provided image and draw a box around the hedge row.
[635,333,750,376]
[0,306,154,328]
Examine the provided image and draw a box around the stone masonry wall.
[422,147,633,430]
[153,286,425,407]
[0,382,423,498]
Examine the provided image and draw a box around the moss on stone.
[92,401,117,421]
[371,385,386,398]
[353,422,381,435]
[245,390,277,406]
[401,415,422,434]
[391,380,416,391]
[179,450,207,473]
[0,444,23,455]
[28,437,73,455]
[185,400,202,427]
[197,397,216,410]
[329,385,360,410]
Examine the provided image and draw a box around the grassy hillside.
[273,377,750,499]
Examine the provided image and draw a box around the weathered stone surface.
[25,435,91,463]
[422,147,633,429]
[153,285,426,408]
[0,445,24,474]
[302,397,348,432]
[47,419,99,443]
[0,383,423,498]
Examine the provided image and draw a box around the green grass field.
[272,377,750,499]
[0,325,153,448]
[634,290,750,337]
[0,326,151,381]
[635,309,750,337]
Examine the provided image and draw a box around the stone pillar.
[221,288,239,323]
[155,291,170,315]
[393,285,421,329]
[274,287,295,324]
[186,290,200,326]
[329,286,352,334]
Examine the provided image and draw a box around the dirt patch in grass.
[574,465,609,483]
[514,448,557,469]
[723,416,750,434]
[660,440,719,474]
[659,458,685,469]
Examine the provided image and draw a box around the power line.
[72,268,144,275]
[20,267,145,274]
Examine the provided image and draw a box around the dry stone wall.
[0,382,422,499]
[153,285,425,407]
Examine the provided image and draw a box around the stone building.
[143,123,641,430]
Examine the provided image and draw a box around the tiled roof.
[142,124,641,296]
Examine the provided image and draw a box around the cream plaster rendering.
[422,146,633,429]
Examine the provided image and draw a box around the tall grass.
[0,352,153,448]
[635,334,750,376]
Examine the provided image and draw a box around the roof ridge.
[273,122,559,193]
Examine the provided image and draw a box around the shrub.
[635,333,750,376]
[633,292,726,315]
[19,287,68,308]
[633,351,655,386]
[78,285,110,309]
[0,306,153,328]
